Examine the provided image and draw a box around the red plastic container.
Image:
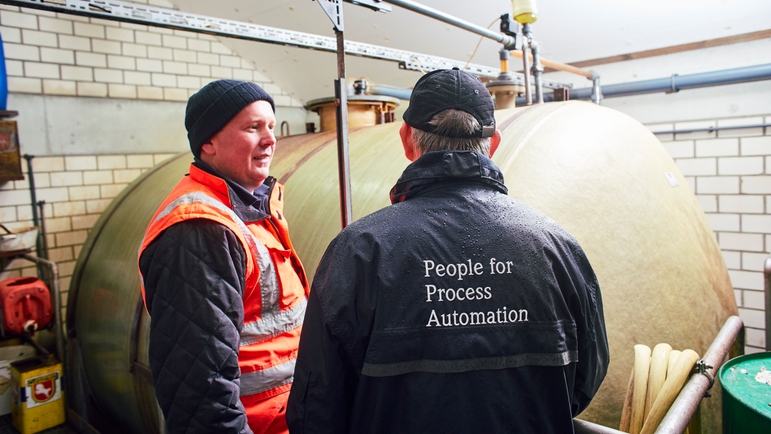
[0,277,52,335]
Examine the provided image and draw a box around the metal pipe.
[509,50,594,80]
[652,123,771,136]
[765,257,771,351]
[382,0,516,47]
[370,84,413,100]
[522,36,532,105]
[334,30,353,228]
[654,315,744,434]
[528,33,544,104]
[573,418,626,434]
[37,200,49,260]
[374,61,771,107]
[591,75,602,105]
[563,63,771,101]
[22,154,43,259]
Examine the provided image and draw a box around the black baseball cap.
[403,67,496,138]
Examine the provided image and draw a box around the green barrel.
[719,352,771,433]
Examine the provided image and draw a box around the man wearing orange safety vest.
[139,79,309,434]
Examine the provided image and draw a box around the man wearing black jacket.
[287,68,609,433]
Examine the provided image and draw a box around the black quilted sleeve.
[139,219,254,434]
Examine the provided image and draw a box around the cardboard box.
[11,356,65,434]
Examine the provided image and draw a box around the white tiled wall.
[0,0,302,107]
[0,153,178,320]
[651,117,771,353]
[0,1,306,324]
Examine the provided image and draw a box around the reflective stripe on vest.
[240,358,297,396]
[145,191,304,347]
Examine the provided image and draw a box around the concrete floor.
[0,415,78,434]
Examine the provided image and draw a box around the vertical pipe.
[498,48,510,78]
[592,75,603,105]
[521,27,532,105]
[530,38,544,104]
[765,257,771,351]
[334,30,353,228]
[23,154,42,258]
[37,200,49,260]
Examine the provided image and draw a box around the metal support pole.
[335,30,353,229]
[22,154,43,258]
[37,200,49,260]
[765,257,771,351]
[317,0,353,229]
[654,316,744,433]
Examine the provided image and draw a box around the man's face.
[203,100,276,192]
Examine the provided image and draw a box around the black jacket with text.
[287,150,609,434]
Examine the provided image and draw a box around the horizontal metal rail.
[655,315,744,433]
[1,0,563,89]
[651,123,771,135]
[573,419,626,434]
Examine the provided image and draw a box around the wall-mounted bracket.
[345,0,391,13]
[318,0,345,31]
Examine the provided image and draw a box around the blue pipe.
[370,64,771,104]
[541,63,771,103]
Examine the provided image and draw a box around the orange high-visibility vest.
[138,163,309,415]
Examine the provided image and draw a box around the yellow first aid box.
[11,355,65,434]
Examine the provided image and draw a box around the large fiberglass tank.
[67,100,736,433]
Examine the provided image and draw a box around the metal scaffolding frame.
[2,0,564,89]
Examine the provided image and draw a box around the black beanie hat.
[185,79,276,157]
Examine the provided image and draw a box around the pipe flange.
[668,74,680,94]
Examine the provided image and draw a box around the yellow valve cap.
[512,0,538,24]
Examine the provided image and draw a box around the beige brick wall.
[0,1,303,107]
[651,115,771,353]
[0,152,178,321]
[0,1,303,330]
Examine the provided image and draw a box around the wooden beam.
[566,29,771,69]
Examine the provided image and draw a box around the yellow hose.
[667,350,682,374]
[640,349,700,434]
[644,343,672,420]
[619,369,635,432]
[630,344,652,434]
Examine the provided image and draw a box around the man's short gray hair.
[411,109,492,156]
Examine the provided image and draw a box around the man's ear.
[200,141,215,157]
[400,122,418,162]
[488,130,501,158]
